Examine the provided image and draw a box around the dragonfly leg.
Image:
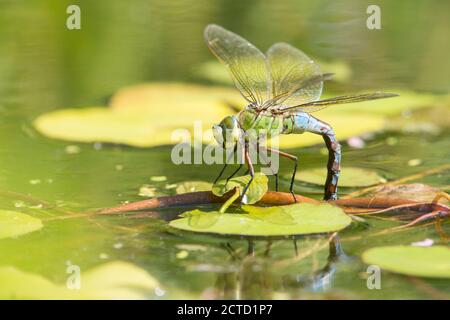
[267,147,298,202]
[225,164,242,184]
[240,145,255,205]
[213,145,237,184]
[306,117,341,200]
[258,147,279,191]
[214,163,228,184]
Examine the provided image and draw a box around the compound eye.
[212,125,223,143]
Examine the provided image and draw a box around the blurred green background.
[1,0,449,116]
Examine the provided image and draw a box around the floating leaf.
[362,246,450,279]
[33,107,178,147]
[34,83,243,148]
[79,261,160,299]
[369,183,443,202]
[181,209,220,229]
[0,210,43,239]
[0,261,160,299]
[212,173,268,204]
[170,203,351,236]
[242,205,295,225]
[176,181,213,194]
[292,167,385,187]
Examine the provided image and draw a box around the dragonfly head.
[212,115,241,148]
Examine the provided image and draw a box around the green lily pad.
[212,173,268,205]
[293,167,385,187]
[33,83,244,148]
[33,107,183,148]
[169,203,351,236]
[0,261,160,299]
[0,210,43,239]
[362,246,450,279]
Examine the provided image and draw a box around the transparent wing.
[266,43,323,108]
[280,92,399,113]
[204,24,270,105]
[263,73,333,109]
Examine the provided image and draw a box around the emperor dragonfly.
[205,24,397,203]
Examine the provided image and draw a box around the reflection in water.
[212,234,344,299]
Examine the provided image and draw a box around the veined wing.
[265,43,323,109]
[263,73,334,109]
[204,24,270,105]
[279,92,399,113]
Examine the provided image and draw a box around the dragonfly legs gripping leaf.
[213,145,240,184]
[258,147,279,191]
[265,147,298,202]
[240,144,255,206]
[214,163,228,185]
[226,164,243,184]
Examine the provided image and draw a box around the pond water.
[0,0,449,299]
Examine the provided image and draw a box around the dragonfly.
[205,24,398,203]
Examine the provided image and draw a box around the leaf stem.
[219,188,240,213]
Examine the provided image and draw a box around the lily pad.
[34,83,244,148]
[212,173,268,204]
[33,107,179,147]
[169,203,351,236]
[368,183,443,202]
[0,261,160,299]
[293,167,385,187]
[0,210,43,239]
[362,246,450,279]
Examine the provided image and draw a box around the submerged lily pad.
[0,210,43,239]
[368,183,443,202]
[362,246,450,279]
[212,173,268,205]
[169,203,351,236]
[292,167,385,187]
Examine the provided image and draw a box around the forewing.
[204,24,270,105]
[266,43,323,108]
[280,92,399,113]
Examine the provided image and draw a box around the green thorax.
[237,109,293,137]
